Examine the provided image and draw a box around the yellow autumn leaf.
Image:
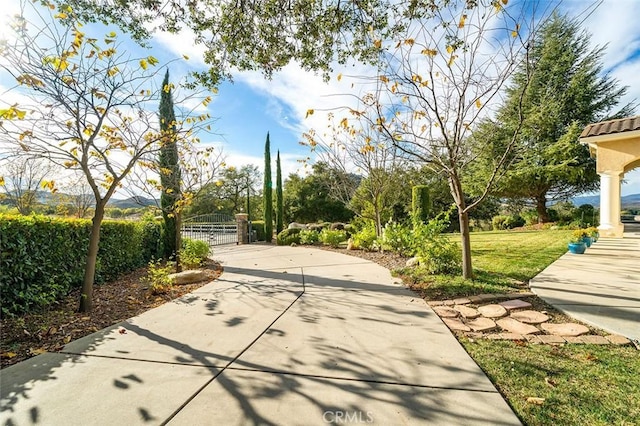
[421,49,437,57]
[139,59,148,70]
[502,0,508,4]
[446,45,454,54]
[380,75,389,83]
[107,31,116,38]
[0,351,17,359]
[107,67,119,77]
[183,54,190,60]
[147,56,159,66]
[305,109,314,118]
[0,176,4,186]
[337,73,342,81]
[475,99,482,108]
[373,40,382,49]
[404,39,414,46]
[459,14,467,28]
[340,118,348,128]
[55,12,67,19]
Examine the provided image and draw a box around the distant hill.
[571,193,640,209]
[108,196,157,209]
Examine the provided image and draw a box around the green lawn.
[462,340,640,426]
[398,229,573,299]
[400,229,640,425]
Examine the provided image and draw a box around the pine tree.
[474,14,631,222]
[263,133,273,242]
[276,150,284,234]
[159,70,181,258]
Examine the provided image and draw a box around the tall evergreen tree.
[276,150,284,234]
[159,70,181,257]
[263,133,273,242]
[473,14,632,222]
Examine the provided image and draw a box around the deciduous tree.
[0,1,212,311]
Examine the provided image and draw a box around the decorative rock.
[477,304,508,319]
[505,291,535,299]
[605,335,631,346]
[510,310,550,324]
[288,222,308,230]
[442,318,471,332]
[580,335,610,345]
[468,295,484,303]
[427,301,444,307]
[453,305,481,319]
[478,294,499,302]
[564,336,584,344]
[168,270,208,285]
[453,297,471,305]
[432,306,459,318]
[467,317,497,332]
[536,335,566,345]
[541,323,590,337]
[486,333,525,341]
[443,300,455,306]
[496,317,541,335]
[499,299,532,311]
[405,257,420,267]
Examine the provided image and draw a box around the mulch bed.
[0,260,222,369]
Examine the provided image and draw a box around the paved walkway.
[530,225,640,342]
[1,245,520,425]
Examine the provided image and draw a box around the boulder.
[169,270,208,285]
[288,222,308,230]
[406,257,420,267]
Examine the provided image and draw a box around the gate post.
[235,213,249,244]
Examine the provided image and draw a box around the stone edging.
[428,292,634,347]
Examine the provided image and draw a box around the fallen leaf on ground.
[29,348,47,356]
[527,397,545,405]
[545,377,557,387]
[1,352,17,359]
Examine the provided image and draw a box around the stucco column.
[598,171,624,238]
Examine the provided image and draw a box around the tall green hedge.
[412,185,431,223]
[0,215,163,315]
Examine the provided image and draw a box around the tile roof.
[580,116,640,139]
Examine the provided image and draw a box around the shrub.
[142,259,173,294]
[381,221,414,256]
[0,214,163,316]
[299,229,319,245]
[351,226,378,251]
[276,228,302,245]
[492,214,525,230]
[251,220,265,241]
[180,238,209,269]
[412,185,431,223]
[319,228,347,248]
[412,216,461,274]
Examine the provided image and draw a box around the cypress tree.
[276,150,284,234]
[158,70,181,259]
[412,185,430,224]
[263,133,273,242]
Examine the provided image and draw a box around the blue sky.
[1,0,639,196]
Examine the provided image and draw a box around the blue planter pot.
[582,236,593,247]
[568,242,587,254]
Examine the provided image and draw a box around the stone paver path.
[429,293,633,346]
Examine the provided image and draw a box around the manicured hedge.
[0,215,163,315]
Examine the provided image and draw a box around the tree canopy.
[471,13,633,222]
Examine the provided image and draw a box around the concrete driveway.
[1,245,520,425]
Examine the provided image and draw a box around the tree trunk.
[175,212,182,273]
[458,209,473,279]
[79,203,105,312]
[535,195,550,223]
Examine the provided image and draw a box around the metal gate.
[182,213,238,246]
